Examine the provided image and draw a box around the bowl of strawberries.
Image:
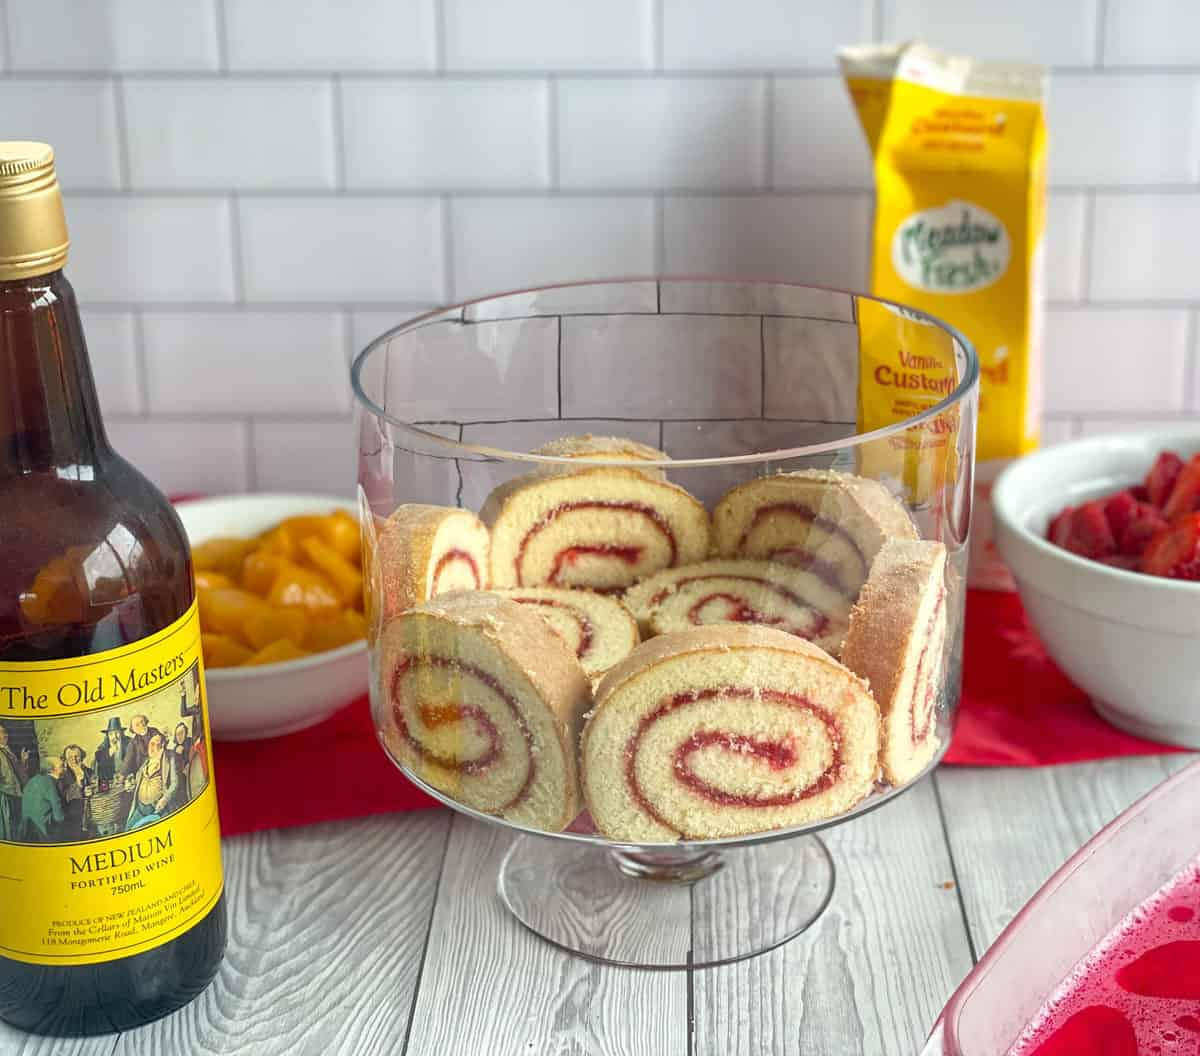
[993,429,1200,747]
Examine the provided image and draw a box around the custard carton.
[840,42,1047,589]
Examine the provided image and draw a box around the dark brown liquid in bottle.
[0,271,227,1035]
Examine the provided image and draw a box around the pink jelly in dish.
[924,761,1200,1056]
[1008,857,1200,1055]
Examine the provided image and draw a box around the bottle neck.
[0,269,109,477]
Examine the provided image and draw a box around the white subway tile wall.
[558,78,766,188]
[224,0,438,71]
[141,311,350,414]
[450,196,655,299]
[0,80,123,188]
[443,0,653,71]
[1048,75,1200,186]
[772,77,872,188]
[1043,309,1190,414]
[123,79,337,189]
[662,1,871,69]
[82,310,142,416]
[7,0,221,72]
[880,0,1098,66]
[342,80,549,189]
[14,0,1195,496]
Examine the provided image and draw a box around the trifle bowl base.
[498,833,835,969]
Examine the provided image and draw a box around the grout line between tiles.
[341,309,358,408]
[1094,0,1109,67]
[0,0,12,69]
[1079,192,1096,303]
[111,76,134,190]
[652,0,664,71]
[243,418,257,490]
[1184,309,1198,411]
[82,299,1200,316]
[763,74,774,189]
[433,0,447,72]
[228,194,246,303]
[546,77,559,189]
[11,65,1200,80]
[759,315,766,416]
[213,0,230,72]
[653,193,666,273]
[441,195,455,302]
[58,185,1200,199]
[331,74,348,190]
[131,309,152,416]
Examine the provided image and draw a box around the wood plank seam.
[399,812,455,1056]
[931,771,981,965]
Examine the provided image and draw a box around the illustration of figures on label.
[0,662,209,846]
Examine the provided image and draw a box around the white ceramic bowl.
[175,493,368,742]
[993,429,1200,747]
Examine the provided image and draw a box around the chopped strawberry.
[1103,490,1139,542]
[1142,512,1200,580]
[1119,503,1169,558]
[1163,454,1200,520]
[1145,451,1185,509]
[1064,500,1117,559]
[1047,506,1076,548]
[1130,484,1151,503]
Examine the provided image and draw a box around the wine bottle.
[0,142,226,1035]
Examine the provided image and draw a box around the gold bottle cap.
[0,141,69,280]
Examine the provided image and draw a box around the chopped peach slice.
[241,639,310,666]
[202,632,253,668]
[197,587,272,646]
[240,550,283,595]
[300,536,363,606]
[277,514,330,542]
[266,561,342,612]
[194,569,235,591]
[257,524,298,559]
[192,537,257,578]
[322,510,361,566]
[243,607,308,651]
[304,608,367,652]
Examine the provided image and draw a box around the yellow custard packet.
[840,42,1047,589]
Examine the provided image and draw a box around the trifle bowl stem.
[498,833,836,969]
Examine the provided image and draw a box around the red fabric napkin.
[945,589,1187,767]
[208,589,1186,836]
[212,697,438,837]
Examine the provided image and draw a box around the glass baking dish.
[923,759,1200,1054]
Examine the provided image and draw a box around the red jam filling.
[391,655,536,811]
[686,589,829,640]
[509,595,594,659]
[654,571,831,641]
[514,500,677,586]
[546,544,643,588]
[738,503,869,595]
[909,589,946,746]
[431,548,481,591]
[624,685,843,835]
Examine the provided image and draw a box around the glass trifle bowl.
[352,278,978,969]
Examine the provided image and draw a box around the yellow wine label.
[0,600,223,967]
[840,42,1047,588]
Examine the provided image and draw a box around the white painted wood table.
[1,755,1191,1056]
